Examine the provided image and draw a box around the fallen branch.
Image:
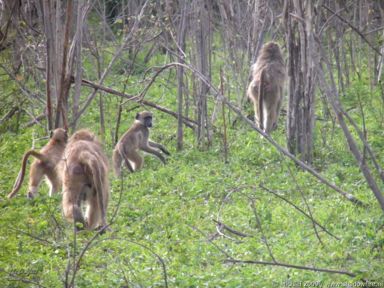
[258,185,340,240]
[0,106,18,125]
[322,5,382,56]
[212,219,254,238]
[224,259,356,277]
[23,113,46,128]
[80,78,196,130]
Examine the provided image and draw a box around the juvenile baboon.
[60,130,109,231]
[113,111,170,176]
[247,41,286,134]
[8,128,68,199]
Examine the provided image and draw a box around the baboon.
[8,128,68,199]
[113,111,170,176]
[247,41,286,134]
[60,130,109,231]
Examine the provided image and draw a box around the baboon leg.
[62,165,86,230]
[116,145,135,174]
[128,151,144,171]
[149,141,170,155]
[46,172,61,197]
[141,146,166,164]
[63,191,85,231]
[265,110,277,134]
[27,162,45,198]
[250,82,261,128]
[254,105,261,128]
[85,192,101,230]
[272,88,283,130]
[112,148,123,177]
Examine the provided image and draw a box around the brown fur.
[8,128,68,199]
[113,111,170,177]
[247,41,286,134]
[59,130,109,231]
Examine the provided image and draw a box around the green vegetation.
[1,2,384,286]
[0,64,383,286]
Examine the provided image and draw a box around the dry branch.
[79,78,196,129]
[322,4,382,56]
[212,219,254,238]
[224,259,356,277]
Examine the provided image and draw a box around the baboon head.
[69,129,97,144]
[260,42,283,59]
[136,111,153,128]
[50,128,68,144]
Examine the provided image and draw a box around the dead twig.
[212,219,254,238]
[224,258,356,277]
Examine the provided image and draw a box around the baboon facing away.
[60,130,109,231]
[247,41,286,134]
[8,128,68,199]
[113,111,170,177]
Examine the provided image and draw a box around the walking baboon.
[247,41,286,134]
[60,130,109,231]
[113,111,170,176]
[8,128,68,199]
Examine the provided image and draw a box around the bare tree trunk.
[71,0,85,132]
[194,0,211,150]
[41,0,53,131]
[284,0,316,163]
[176,2,187,151]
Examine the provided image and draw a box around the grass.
[1,104,383,287]
[0,44,383,287]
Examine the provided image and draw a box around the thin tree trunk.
[284,0,316,163]
[176,2,187,151]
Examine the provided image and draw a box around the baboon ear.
[135,113,140,120]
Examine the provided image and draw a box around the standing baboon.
[247,41,286,134]
[60,130,109,231]
[8,128,68,199]
[113,111,170,176]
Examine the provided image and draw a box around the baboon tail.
[8,150,48,199]
[258,68,266,132]
[80,152,107,228]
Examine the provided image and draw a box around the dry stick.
[188,224,233,260]
[224,259,356,277]
[0,106,18,125]
[249,199,277,263]
[258,185,339,240]
[8,227,54,245]
[220,68,228,163]
[71,0,150,127]
[96,237,168,288]
[150,62,363,206]
[0,64,45,105]
[322,5,382,57]
[212,219,254,238]
[69,222,113,288]
[342,111,384,184]
[316,44,384,212]
[282,155,325,246]
[79,78,197,129]
[0,269,49,288]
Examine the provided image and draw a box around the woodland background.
[0,0,384,287]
